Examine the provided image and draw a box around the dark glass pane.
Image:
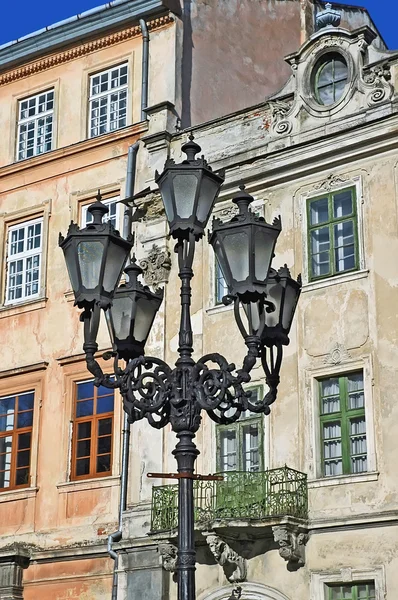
[317,61,333,87]
[0,397,15,416]
[77,381,94,400]
[0,436,12,455]
[17,450,30,468]
[97,395,114,414]
[333,191,353,219]
[18,432,31,450]
[15,468,29,486]
[77,439,91,458]
[318,85,334,105]
[97,381,114,396]
[98,418,112,436]
[310,197,329,225]
[98,436,111,454]
[76,458,90,476]
[97,454,111,473]
[77,422,91,439]
[17,411,33,428]
[18,393,34,411]
[76,400,94,417]
[0,469,11,488]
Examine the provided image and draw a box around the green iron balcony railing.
[150,466,307,533]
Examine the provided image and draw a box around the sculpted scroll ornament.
[272,525,308,568]
[139,244,172,288]
[361,63,394,106]
[323,342,352,366]
[267,100,293,135]
[204,533,247,583]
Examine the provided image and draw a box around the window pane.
[98,436,111,454]
[219,430,237,471]
[323,421,342,476]
[77,439,91,458]
[97,395,114,414]
[98,418,112,436]
[333,191,353,219]
[350,417,367,473]
[347,373,364,409]
[242,423,259,472]
[76,458,90,476]
[18,432,31,450]
[334,220,355,272]
[76,400,94,418]
[311,227,330,276]
[97,454,111,473]
[17,450,30,468]
[18,393,34,411]
[77,381,94,400]
[15,468,29,486]
[0,436,12,455]
[17,411,33,429]
[78,422,91,439]
[321,378,340,414]
[310,197,329,225]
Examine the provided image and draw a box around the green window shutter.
[319,372,367,477]
[216,386,264,472]
[307,187,359,282]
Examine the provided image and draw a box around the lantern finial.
[232,184,254,216]
[181,133,201,162]
[87,190,109,226]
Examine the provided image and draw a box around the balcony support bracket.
[159,542,178,572]
[202,532,247,583]
[272,524,308,570]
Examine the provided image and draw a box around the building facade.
[0,1,397,599]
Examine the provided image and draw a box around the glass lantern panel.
[242,301,262,335]
[158,176,174,224]
[281,282,298,331]
[63,243,80,293]
[102,240,129,293]
[223,231,250,281]
[173,173,199,219]
[213,238,232,289]
[111,296,133,341]
[265,278,282,328]
[134,296,157,343]
[78,241,104,289]
[254,228,277,281]
[196,175,221,225]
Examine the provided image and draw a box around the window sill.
[64,290,74,303]
[0,297,47,319]
[302,269,368,293]
[308,471,379,488]
[0,486,38,503]
[206,303,233,316]
[57,475,120,493]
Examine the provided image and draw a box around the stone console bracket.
[202,532,247,583]
[272,524,309,570]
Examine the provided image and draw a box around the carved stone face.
[207,535,223,559]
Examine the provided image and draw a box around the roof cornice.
[0,0,180,73]
[0,15,173,87]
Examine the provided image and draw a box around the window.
[308,188,358,281]
[215,257,228,305]
[313,53,348,106]
[89,64,128,138]
[17,90,54,160]
[216,388,263,472]
[326,582,375,600]
[71,380,114,480]
[320,372,367,477]
[80,197,121,230]
[0,391,34,491]
[5,218,43,304]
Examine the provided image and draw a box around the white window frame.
[307,357,377,486]
[5,218,44,306]
[300,176,367,292]
[310,567,385,600]
[80,196,122,230]
[88,64,128,139]
[16,89,54,161]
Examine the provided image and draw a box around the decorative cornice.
[0,15,173,87]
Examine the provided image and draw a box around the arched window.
[314,53,348,106]
[199,582,291,600]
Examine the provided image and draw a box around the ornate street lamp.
[60,137,300,600]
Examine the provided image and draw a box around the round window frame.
[312,52,349,107]
[304,47,355,115]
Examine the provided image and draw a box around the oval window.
[313,54,348,106]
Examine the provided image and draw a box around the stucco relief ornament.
[268,100,293,135]
[361,63,394,106]
[204,533,247,583]
[139,244,172,288]
[311,173,349,193]
[158,542,178,572]
[324,342,352,366]
[272,525,308,568]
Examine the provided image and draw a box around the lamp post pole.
[59,136,301,600]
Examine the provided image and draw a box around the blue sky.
[0,1,397,49]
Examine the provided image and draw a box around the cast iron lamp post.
[59,135,301,600]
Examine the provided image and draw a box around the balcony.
[150,466,307,533]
